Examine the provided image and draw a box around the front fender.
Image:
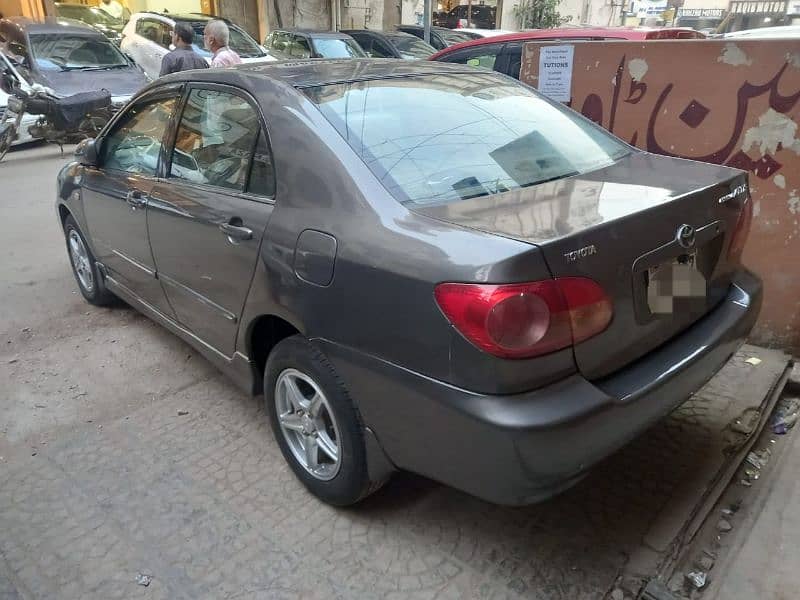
[55,162,90,242]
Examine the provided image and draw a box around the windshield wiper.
[70,64,129,71]
[520,171,580,188]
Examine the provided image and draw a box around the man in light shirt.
[98,0,124,21]
[204,20,242,68]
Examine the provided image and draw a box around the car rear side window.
[439,43,505,72]
[289,35,312,59]
[247,129,276,197]
[370,37,395,57]
[169,88,260,192]
[101,97,177,175]
[305,72,631,206]
[136,18,170,48]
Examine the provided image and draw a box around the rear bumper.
[318,270,762,505]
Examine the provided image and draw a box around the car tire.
[265,335,383,506]
[64,215,116,306]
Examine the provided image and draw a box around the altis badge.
[718,184,747,204]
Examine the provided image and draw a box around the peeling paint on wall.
[628,58,648,82]
[789,190,800,215]
[718,43,753,66]
[742,109,800,157]
[520,40,800,353]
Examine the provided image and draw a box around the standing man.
[159,23,209,76]
[203,20,242,68]
[98,0,124,21]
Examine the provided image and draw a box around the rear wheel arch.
[247,314,301,394]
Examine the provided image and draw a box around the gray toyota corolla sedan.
[56,60,760,506]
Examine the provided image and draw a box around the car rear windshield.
[313,37,367,58]
[189,22,264,58]
[386,33,435,59]
[30,34,128,70]
[305,72,632,205]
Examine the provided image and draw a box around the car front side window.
[169,88,260,192]
[247,129,276,197]
[101,96,177,175]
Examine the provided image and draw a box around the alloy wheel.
[274,368,342,481]
[68,229,94,293]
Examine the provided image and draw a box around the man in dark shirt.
[159,23,209,77]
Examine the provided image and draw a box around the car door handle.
[219,220,253,241]
[126,189,147,209]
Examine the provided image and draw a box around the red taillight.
[728,195,753,259]
[434,278,613,359]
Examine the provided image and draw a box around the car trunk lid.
[411,152,749,380]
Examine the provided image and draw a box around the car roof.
[272,28,354,38]
[1,16,101,36]
[723,25,800,37]
[345,29,418,39]
[429,26,703,57]
[164,58,480,89]
[397,24,457,32]
[132,11,229,24]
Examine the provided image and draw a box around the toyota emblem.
[676,224,696,249]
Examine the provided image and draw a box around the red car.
[429,27,705,79]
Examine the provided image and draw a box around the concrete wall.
[498,0,617,28]
[264,0,330,30]
[520,40,800,352]
[0,0,47,18]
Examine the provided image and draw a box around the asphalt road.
[0,143,786,600]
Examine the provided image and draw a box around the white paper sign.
[537,45,575,102]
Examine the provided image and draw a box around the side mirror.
[75,138,99,167]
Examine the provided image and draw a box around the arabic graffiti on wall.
[521,40,800,351]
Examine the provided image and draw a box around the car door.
[147,84,275,356]
[81,86,182,317]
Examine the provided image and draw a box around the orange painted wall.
[521,39,800,352]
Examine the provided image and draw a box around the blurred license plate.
[647,252,706,314]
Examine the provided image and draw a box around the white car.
[121,12,274,80]
[458,28,516,37]
[723,25,800,39]
[0,53,39,145]
[0,87,39,145]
